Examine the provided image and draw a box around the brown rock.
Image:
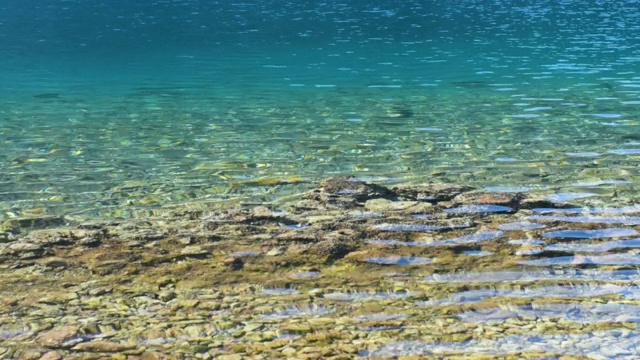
[36,325,80,348]
[41,257,68,269]
[251,206,274,218]
[223,257,244,270]
[305,177,396,204]
[72,341,135,352]
[453,191,524,208]
[307,239,353,262]
[16,348,43,360]
[364,198,433,213]
[140,353,162,360]
[180,245,209,257]
[5,242,45,259]
[393,184,474,202]
[39,351,63,360]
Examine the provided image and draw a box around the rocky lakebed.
[2,177,640,359]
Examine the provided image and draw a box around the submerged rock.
[304,177,397,207]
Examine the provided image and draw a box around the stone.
[266,247,285,256]
[72,341,135,352]
[217,355,243,360]
[4,216,65,231]
[42,257,68,269]
[223,257,243,270]
[307,239,353,262]
[158,290,177,302]
[5,242,45,259]
[304,177,397,206]
[281,347,297,357]
[393,184,474,202]
[454,191,524,207]
[364,198,432,213]
[139,353,162,360]
[15,348,43,360]
[36,325,80,348]
[180,245,208,257]
[251,206,275,218]
[39,351,63,360]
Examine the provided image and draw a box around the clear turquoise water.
[2,0,640,219]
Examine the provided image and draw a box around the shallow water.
[3,0,640,358]
[1,0,640,220]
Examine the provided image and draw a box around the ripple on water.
[566,151,600,157]
[542,228,638,239]
[323,290,417,302]
[444,205,512,214]
[365,231,502,247]
[463,250,493,257]
[284,224,310,230]
[365,239,408,246]
[259,288,301,296]
[371,223,467,232]
[290,271,321,279]
[417,284,633,306]
[515,247,544,256]
[545,238,640,253]
[424,269,640,283]
[260,305,336,320]
[352,313,410,322]
[519,253,640,266]
[545,192,597,203]
[532,206,640,214]
[230,250,261,258]
[484,185,541,192]
[350,212,385,219]
[526,215,640,225]
[458,303,640,324]
[431,230,504,246]
[508,239,546,245]
[609,149,640,155]
[498,221,547,231]
[571,180,631,187]
[360,329,640,358]
[365,256,435,266]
